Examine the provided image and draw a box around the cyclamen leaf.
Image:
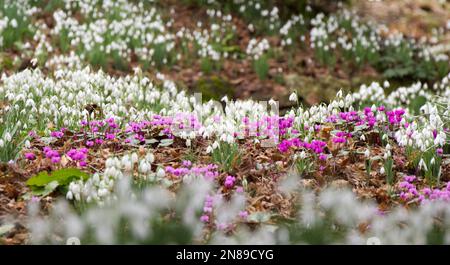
[26,168,89,187]
[30,181,60,197]
[146,139,159,144]
[158,139,174,147]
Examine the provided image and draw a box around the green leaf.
[158,138,174,147]
[145,139,158,144]
[26,168,89,188]
[29,181,60,197]
[353,124,368,132]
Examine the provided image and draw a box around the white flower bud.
[145,153,155,163]
[364,149,370,158]
[289,92,298,102]
[156,168,165,178]
[131,153,139,164]
[66,191,73,200]
[206,146,213,153]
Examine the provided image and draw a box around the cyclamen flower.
[105,133,115,140]
[182,160,192,167]
[44,147,60,160]
[319,154,327,161]
[224,175,236,188]
[28,131,37,138]
[239,211,248,219]
[30,196,40,203]
[67,148,88,167]
[332,137,346,144]
[24,152,36,160]
[404,175,416,183]
[200,215,210,223]
[51,156,61,164]
[50,131,64,138]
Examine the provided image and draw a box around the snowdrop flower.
[145,153,155,164]
[289,92,298,102]
[206,146,213,154]
[364,149,370,158]
[138,160,150,174]
[156,168,165,178]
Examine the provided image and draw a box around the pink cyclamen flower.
[50,131,64,138]
[105,133,115,140]
[28,131,37,138]
[24,152,36,160]
[332,137,346,144]
[239,211,248,219]
[182,160,192,168]
[203,206,213,213]
[319,154,327,161]
[200,215,210,223]
[51,156,61,164]
[404,175,416,183]
[224,175,236,188]
[30,196,40,203]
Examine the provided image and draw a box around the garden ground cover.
[1,0,450,245]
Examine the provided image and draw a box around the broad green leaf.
[158,138,173,147]
[29,181,60,197]
[145,139,158,144]
[27,168,89,188]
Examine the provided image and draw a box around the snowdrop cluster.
[235,1,281,32]
[48,0,175,66]
[310,10,381,59]
[28,173,256,244]
[0,0,38,48]
[395,103,446,151]
[246,38,270,60]
[386,82,432,107]
[29,177,178,244]
[350,82,386,105]
[30,182,450,244]
[66,151,164,204]
[280,14,306,47]
[176,12,236,62]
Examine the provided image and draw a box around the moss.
[194,75,235,102]
[284,74,352,104]
[0,53,14,71]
